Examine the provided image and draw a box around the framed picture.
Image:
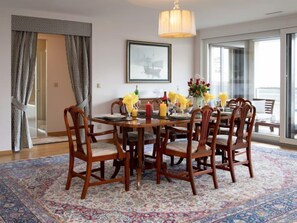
[126,40,172,83]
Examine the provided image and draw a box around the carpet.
[0,145,297,223]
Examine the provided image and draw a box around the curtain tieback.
[11,96,27,112]
[77,97,88,109]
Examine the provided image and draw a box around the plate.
[138,110,146,115]
[104,114,126,120]
[169,113,191,119]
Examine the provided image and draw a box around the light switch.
[97,83,101,88]
[54,82,58,87]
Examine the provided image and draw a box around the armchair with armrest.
[64,106,130,199]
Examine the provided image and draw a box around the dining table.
[91,109,233,190]
[91,113,195,190]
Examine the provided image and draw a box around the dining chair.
[110,99,126,115]
[156,105,221,195]
[64,105,130,199]
[227,97,252,109]
[111,99,157,176]
[208,102,256,183]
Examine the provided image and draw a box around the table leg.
[136,128,144,190]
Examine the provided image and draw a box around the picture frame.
[126,40,172,83]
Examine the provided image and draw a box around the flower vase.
[193,97,203,109]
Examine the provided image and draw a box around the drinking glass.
[126,104,133,120]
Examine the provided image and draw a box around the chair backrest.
[64,106,92,156]
[228,102,256,145]
[189,105,221,152]
[111,100,126,114]
[252,98,275,114]
[227,97,252,109]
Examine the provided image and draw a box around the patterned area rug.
[0,145,297,222]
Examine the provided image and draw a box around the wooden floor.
[0,141,296,163]
[0,142,69,163]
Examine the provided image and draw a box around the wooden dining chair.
[208,102,256,183]
[64,105,130,199]
[156,105,221,195]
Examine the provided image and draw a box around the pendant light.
[158,0,196,38]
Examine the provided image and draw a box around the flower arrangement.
[187,75,210,98]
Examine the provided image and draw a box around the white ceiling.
[1,0,297,29]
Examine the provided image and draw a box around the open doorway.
[28,34,76,144]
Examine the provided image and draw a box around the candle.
[146,102,152,118]
[132,108,138,118]
[159,102,167,117]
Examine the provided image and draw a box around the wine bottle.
[134,85,139,96]
[162,91,168,105]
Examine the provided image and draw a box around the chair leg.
[124,153,130,191]
[188,161,197,195]
[228,150,236,183]
[65,155,74,190]
[246,147,254,178]
[81,162,92,199]
[210,155,218,189]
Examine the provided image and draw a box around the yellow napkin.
[218,92,228,107]
[203,92,215,104]
[123,93,139,113]
[168,91,177,104]
[176,94,188,110]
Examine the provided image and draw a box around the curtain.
[65,35,91,116]
[11,31,38,151]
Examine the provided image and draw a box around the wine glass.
[221,100,227,111]
[126,104,133,120]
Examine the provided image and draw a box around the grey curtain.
[65,35,91,116]
[11,31,38,151]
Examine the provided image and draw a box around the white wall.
[0,7,194,151]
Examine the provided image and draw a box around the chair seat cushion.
[208,135,247,146]
[166,140,211,154]
[82,142,118,156]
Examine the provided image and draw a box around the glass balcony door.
[208,38,281,139]
[281,28,297,144]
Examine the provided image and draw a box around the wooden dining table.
[91,115,193,190]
